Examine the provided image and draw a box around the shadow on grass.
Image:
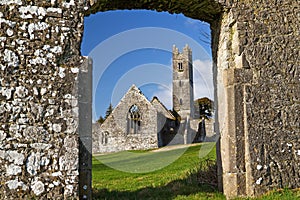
[92,159,223,200]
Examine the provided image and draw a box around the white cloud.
[184,18,200,29]
[152,84,172,109]
[193,59,214,100]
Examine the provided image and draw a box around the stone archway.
[81,0,238,199]
[81,0,223,198]
[0,0,299,199]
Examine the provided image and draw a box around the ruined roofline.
[128,84,142,93]
[151,96,176,120]
[127,84,154,106]
[100,84,154,129]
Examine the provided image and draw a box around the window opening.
[82,9,215,199]
[127,105,141,134]
[178,62,183,71]
[101,131,109,145]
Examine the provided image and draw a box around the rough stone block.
[224,68,253,87]
[79,102,92,137]
[78,58,92,104]
[79,169,92,200]
[223,172,247,198]
[79,137,92,170]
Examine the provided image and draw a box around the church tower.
[172,44,194,118]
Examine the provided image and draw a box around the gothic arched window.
[127,105,141,134]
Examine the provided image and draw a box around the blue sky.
[81,10,213,122]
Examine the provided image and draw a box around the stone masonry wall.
[216,0,300,197]
[0,0,88,199]
[93,86,158,153]
[238,0,299,196]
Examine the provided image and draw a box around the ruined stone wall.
[189,118,216,142]
[0,0,88,199]
[92,86,158,153]
[92,123,101,153]
[204,119,215,140]
[216,0,300,197]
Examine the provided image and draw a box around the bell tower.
[172,44,194,118]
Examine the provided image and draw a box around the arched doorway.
[79,1,227,199]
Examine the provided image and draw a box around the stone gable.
[93,85,158,153]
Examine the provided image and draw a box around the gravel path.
[151,143,200,152]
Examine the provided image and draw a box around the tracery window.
[127,105,141,134]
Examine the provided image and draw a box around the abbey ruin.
[92,45,215,154]
[0,0,299,199]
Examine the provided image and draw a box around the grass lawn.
[92,143,300,200]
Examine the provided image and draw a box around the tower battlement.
[172,44,194,118]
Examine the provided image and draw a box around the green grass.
[237,188,300,200]
[92,143,300,200]
[92,143,223,199]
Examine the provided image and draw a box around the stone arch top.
[85,0,223,23]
